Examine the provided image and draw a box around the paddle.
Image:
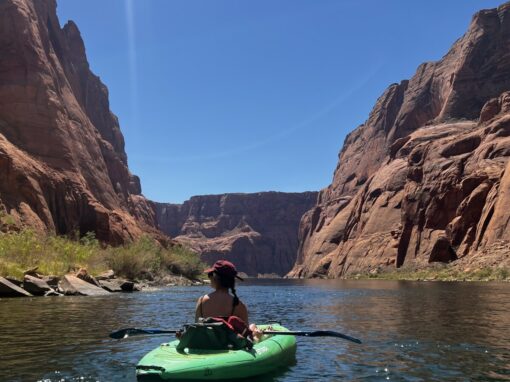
[110,328,361,343]
[263,330,361,343]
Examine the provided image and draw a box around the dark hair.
[212,272,239,307]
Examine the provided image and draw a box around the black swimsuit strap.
[199,296,204,318]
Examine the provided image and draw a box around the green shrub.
[0,230,203,280]
[469,267,493,280]
[160,245,204,279]
[0,212,16,227]
[353,264,510,282]
[0,230,105,278]
[105,235,160,280]
[495,268,509,280]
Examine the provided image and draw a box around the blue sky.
[57,0,503,203]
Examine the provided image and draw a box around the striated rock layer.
[155,192,318,276]
[0,0,157,243]
[289,3,510,278]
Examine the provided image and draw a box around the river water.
[1,279,509,381]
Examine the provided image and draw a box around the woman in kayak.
[195,259,248,322]
[195,260,262,340]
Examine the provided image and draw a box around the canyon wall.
[156,192,318,276]
[0,0,157,243]
[289,2,510,277]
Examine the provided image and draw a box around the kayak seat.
[176,318,252,352]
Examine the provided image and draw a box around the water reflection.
[0,280,509,381]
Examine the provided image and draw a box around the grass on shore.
[0,230,204,280]
[354,264,510,282]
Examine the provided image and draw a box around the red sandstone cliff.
[288,3,510,278]
[155,192,318,276]
[0,0,157,242]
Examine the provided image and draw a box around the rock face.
[155,192,318,276]
[289,3,510,278]
[0,0,157,243]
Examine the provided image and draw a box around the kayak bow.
[136,323,296,381]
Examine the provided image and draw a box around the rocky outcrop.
[155,192,318,276]
[0,267,193,298]
[58,275,111,296]
[98,279,123,293]
[0,0,157,243]
[0,276,33,297]
[23,274,54,295]
[289,3,510,278]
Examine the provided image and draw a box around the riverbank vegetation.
[354,264,510,282]
[0,230,203,281]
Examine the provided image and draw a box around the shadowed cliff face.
[289,3,510,278]
[0,0,157,242]
[155,192,318,276]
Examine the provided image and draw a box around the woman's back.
[193,260,262,343]
[196,290,248,323]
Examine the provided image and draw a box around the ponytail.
[231,287,239,307]
[214,271,240,307]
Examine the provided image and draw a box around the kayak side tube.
[136,324,297,381]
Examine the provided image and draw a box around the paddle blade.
[109,328,178,339]
[307,330,362,344]
[110,328,131,339]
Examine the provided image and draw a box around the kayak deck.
[136,324,296,381]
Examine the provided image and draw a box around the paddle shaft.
[263,330,361,344]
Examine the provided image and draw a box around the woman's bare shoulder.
[234,299,248,313]
[234,300,249,323]
[196,294,211,305]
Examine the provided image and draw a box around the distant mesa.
[155,192,318,276]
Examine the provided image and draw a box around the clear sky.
[57,0,503,203]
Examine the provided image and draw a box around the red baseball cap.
[204,260,244,280]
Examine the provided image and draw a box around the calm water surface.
[1,279,509,381]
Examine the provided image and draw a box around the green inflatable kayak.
[136,324,296,380]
